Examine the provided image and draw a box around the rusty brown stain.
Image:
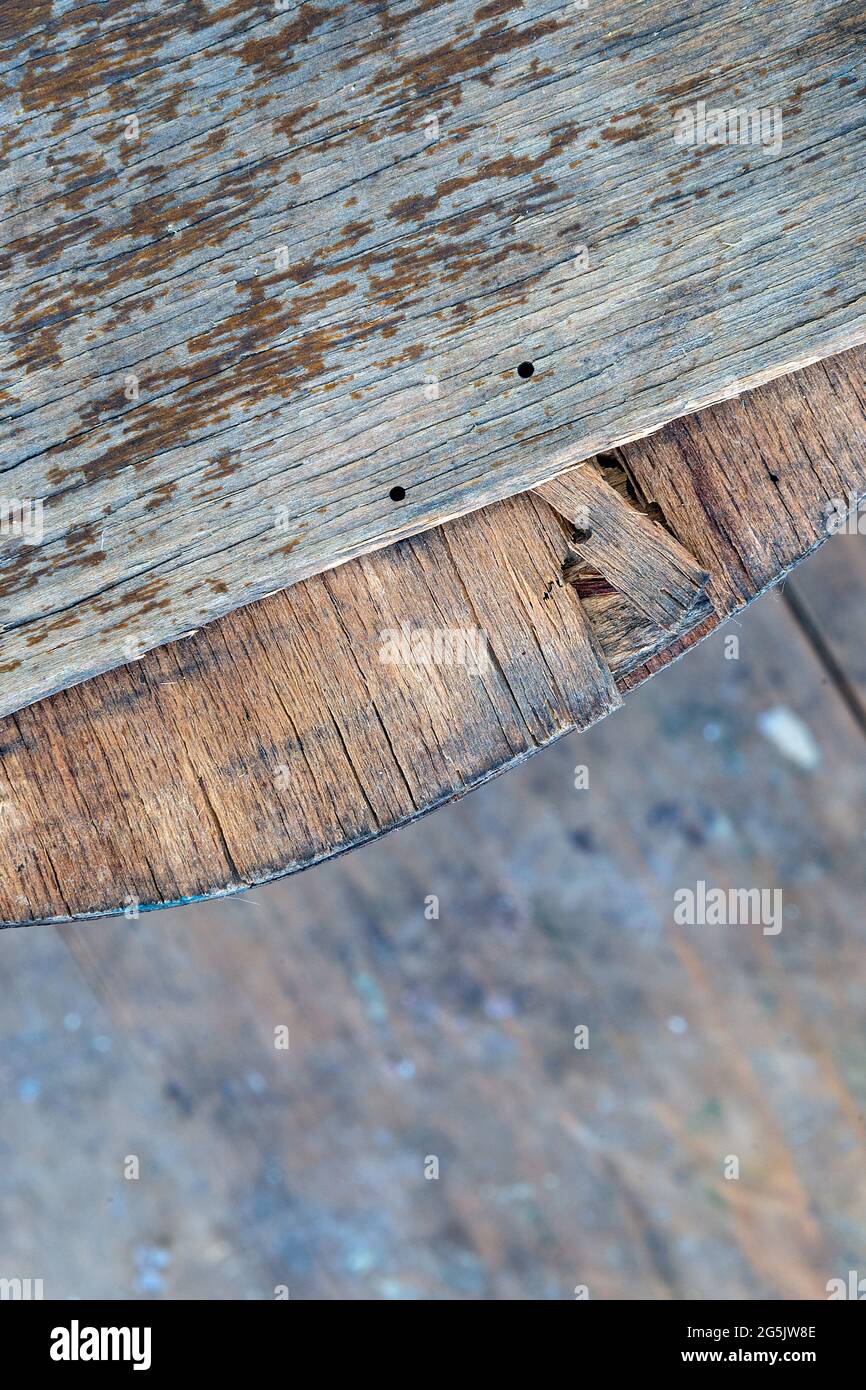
[600,120,653,146]
[235,5,339,81]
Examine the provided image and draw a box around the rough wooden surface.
[0,490,631,926]
[534,461,710,628]
[611,346,866,701]
[1,0,865,716]
[2,343,866,926]
[3,554,866,1299]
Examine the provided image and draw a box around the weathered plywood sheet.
[1,0,864,716]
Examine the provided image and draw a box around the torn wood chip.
[534,464,711,630]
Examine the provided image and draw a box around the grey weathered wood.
[533,461,710,628]
[0,0,864,716]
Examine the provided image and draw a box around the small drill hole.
[389,485,406,501]
[517,361,535,379]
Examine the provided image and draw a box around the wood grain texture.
[1,0,865,716]
[582,586,710,681]
[533,460,710,628]
[619,347,866,660]
[0,490,627,926]
[2,343,866,927]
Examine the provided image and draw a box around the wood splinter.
[533,463,712,631]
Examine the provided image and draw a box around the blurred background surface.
[1,533,865,1301]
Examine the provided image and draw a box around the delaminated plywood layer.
[0,0,864,716]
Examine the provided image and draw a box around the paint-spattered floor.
[2,534,865,1300]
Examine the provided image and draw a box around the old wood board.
[1,342,865,926]
[0,0,865,717]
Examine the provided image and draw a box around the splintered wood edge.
[532,461,710,629]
